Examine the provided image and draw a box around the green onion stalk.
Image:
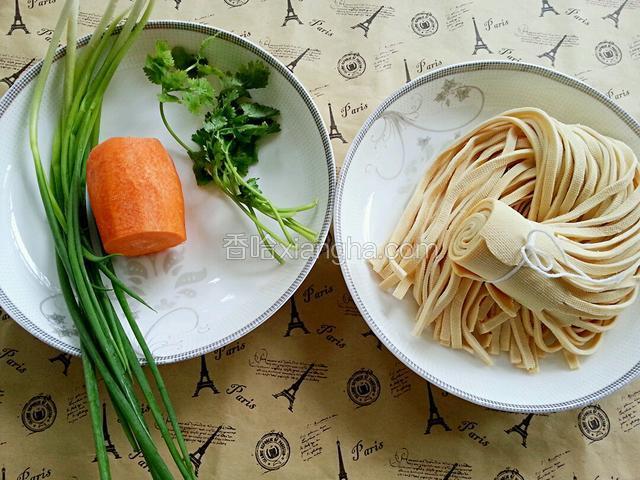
[29,0,195,478]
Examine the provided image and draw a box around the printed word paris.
[129,451,151,472]
[226,384,257,409]
[308,19,334,37]
[0,347,26,373]
[28,0,56,7]
[316,324,346,348]
[214,341,246,360]
[484,17,508,31]
[351,439,383,461]
[565,8,590,25]
[417,58,442,74]
[341,102,368,119]
[458,420,490,447]
[607,88,630,101]
[302,284,334,302]
[498,48,523,63]
[17,467,52,480]
[37,28,55,43]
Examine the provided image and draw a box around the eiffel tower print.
[7,0,29,35]
[362,328,382,350]
[284,294,310,336]
[193,354,220,397]
[174,0,181,10]
[443,463,458,480]
[189,425,222,476]
[351,5,384,38]
[328,103,347,144]
[540,0,559,16]
[505,413,534,447]
[93,403,121,461]
[537,34,567,67]
[336,440,348,480]
[424,383,451,434]
[403,58,412,83]
[0,58,35,88]
[286,48,310,73]
[282,0,302,26]
[48,352,72,376]
[273,363,314,412]
[602,0,629,28]
[471,17,491,55]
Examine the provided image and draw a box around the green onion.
[29,1,195,479]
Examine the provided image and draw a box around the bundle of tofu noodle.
[371,108,640,371]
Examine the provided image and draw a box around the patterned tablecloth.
[1,0,640,479]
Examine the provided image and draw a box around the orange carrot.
[86,137,186,256]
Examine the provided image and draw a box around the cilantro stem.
[249,206,285,264]
[221,153,295,246]
[159,102,193,153]
[216,179,290,246]
[271,200,318,214]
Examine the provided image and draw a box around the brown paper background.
[1,0,640,479]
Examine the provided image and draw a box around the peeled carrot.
[87,137,186,256]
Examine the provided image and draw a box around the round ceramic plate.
[0,21,334,363]
[335,61,640,412]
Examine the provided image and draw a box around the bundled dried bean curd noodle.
[371,108,640,371]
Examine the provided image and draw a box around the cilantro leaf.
[171,46,198,71]
[232,121,281,143]
[172,45,217,80]
[197,62,216,77]
[236,61,270,89]
[144,45,189,91]
[238,177,263,205]
[145,41,215,113]
[143,40,175,85]
[203,112,228,133]
[163,69,190,92]
[239,102,279,119]
[182,77,215,113]
[231,143,258,177]
[188,149,213,186]
[157,92,180,103]
[220,88,243,109]
[219,73,246,96]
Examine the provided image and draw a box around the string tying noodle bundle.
[371,108,640,371]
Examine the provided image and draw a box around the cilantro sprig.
[144,39,318,263]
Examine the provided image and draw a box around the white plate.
[335,61,640,412]
[0,21,334,363]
